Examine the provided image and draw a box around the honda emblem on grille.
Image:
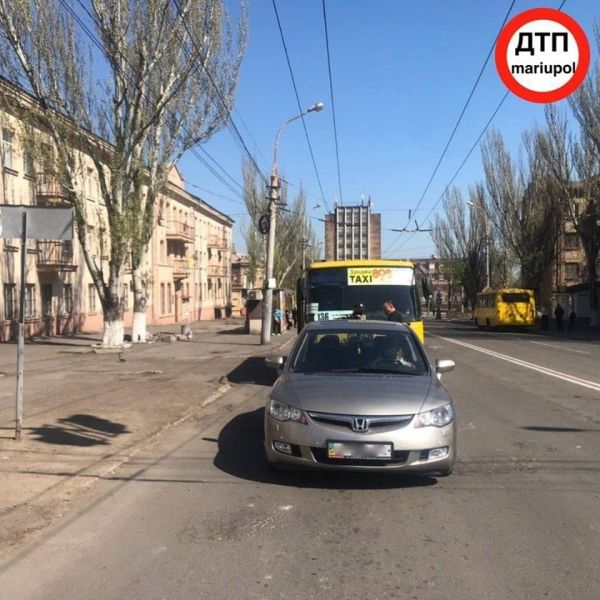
[352,417,369,432]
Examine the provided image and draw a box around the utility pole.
[467,201,491,290]
[260,102,324,345]
[260,174,279,345]
[300,238,309,271]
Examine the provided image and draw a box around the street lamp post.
[261,102,324,345]
[467,201,491,290]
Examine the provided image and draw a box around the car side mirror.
[435,359,455,380]
[265,355,285,369]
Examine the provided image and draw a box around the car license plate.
[327,441,392,460]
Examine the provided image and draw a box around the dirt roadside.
[0,320,295,560]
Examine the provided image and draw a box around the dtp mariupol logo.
[495,8,590,103]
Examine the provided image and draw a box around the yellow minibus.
[474,288,535,328]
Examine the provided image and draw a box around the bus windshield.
[308,267,419,321]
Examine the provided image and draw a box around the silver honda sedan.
[264,320,456,476]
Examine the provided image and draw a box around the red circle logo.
[495,8,590,103]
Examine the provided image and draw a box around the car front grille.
[311,447,410,466]
[307,411,413,433]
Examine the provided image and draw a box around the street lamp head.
[307,102,325,113]
[466,201,474,207]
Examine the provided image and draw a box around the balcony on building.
[208,264,229,278]
[168,255,191,279]
[35,173,71,207]
[207,234,228,249]
[166,220,195,243]
[36,240,77,271]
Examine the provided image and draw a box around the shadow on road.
[213,407,437,490]
[217,326,248,335]
[29,413,130,446]
[226,357,278,386]
[521,425,600,433]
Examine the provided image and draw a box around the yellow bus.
[297,259,431,342]
[474,288,536,328]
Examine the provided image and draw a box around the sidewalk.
[0,319,295,560]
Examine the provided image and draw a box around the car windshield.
[291,329,428,375]
[308,268,419,321]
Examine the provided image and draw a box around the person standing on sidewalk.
[554,303,565,331]
[273,307,283,335]
[568,309,577,333]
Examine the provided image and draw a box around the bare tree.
[0,0,247,345]
[539,105,600,325]
[481,129,559,301]
[432,186,487,307]
[242,160,316,292]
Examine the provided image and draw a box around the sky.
[175,0,600,259]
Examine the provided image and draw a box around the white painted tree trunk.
[101,263,125,347]
[102,319,124,347]
[131,263,147,343]
[131,310,147,343]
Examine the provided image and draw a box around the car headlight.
[269,398,307,424]
[415,403,454,428]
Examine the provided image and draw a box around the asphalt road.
[1,321,600,600]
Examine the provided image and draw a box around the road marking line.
[530,341,590,355]
[439,336,600,392]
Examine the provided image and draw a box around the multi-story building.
[0,79,233,341]
[230,251,264,317]
[324,199,381,261]
[543,196,600,318]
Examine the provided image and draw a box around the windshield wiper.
[329,367,421,375]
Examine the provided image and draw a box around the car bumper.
[264,413,456,473]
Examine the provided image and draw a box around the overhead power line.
[321,0,343,206]
[385,91,510,257]
[271,0,329,211]
[386,0,570,258]
[170,0,269,185]
[398,0,517,233]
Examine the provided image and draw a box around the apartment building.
[230,251,264,317]
[0,80,233,341]
[545,197,600,318]
[411,255,464,311]
[324,199,381,261]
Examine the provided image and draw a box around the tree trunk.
[101,267,125,347]
[131,265,147,343]
[588,258,599,327]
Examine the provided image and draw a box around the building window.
[42,283,52,316]
[123,284,129,310]
[160,283,166,314]
[564,232,579,250]
[2,129,13,169]
[23,149,35,177]
[63,284,73,314]
[25,284,35,318]
[88,284,96,312]
[564,263,579,280]
[167,283,172,313]
[4,283,16,320]
[160,240,165,262]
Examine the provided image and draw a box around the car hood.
[276,372,434,416]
